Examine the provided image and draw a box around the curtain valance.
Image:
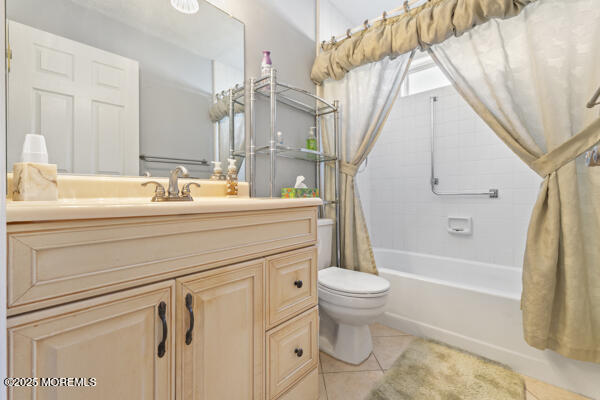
[208,96,244,123]
[311,0,535,84]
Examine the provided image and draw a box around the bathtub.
[374,248,600,399]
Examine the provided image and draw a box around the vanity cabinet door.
[7,281,175,400]
[176,260,264,400]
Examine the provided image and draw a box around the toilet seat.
[318,267,390,297]
[318,283,388,299]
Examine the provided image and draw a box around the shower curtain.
[312,0,600,362]
[428,0,600,362]
[320,52,413,275]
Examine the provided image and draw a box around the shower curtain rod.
[325,0,425,45]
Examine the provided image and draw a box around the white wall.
[364,84,541,268]
[318,0,353,43]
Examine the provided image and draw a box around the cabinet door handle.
[185,293,194,345]
[157,301,168,358]
[294,348,303,357]
[294,280,303,288]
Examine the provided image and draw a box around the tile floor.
[317,323,591,400]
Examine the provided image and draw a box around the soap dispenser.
[226,158,238,197]
[210,161,225,180]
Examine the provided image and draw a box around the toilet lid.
[318,267,390,295]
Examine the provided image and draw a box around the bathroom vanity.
[5,177,321,400]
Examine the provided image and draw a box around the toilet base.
[319,312,373,365]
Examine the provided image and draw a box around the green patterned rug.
[367,338,525,400]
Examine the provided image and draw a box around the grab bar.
[430,96,499,199]
[139,155,209,167]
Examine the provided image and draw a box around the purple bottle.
[261,51,272,77]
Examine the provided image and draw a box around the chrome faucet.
[142,165,201,202]
[168,165,189,198]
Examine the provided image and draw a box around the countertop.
[6,197,322,223]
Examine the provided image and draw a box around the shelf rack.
[225,85,246,161]
[244,69,341,267]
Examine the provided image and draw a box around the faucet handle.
[142,181,166,202]
[181,182,201,200]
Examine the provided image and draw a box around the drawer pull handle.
[158,301,168,358]
[294,280,303,288]
[185,294,194,345]
[294,348,303,357]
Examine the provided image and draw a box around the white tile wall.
[360,85,542,268]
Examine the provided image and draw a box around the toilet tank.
[317,218,334,269]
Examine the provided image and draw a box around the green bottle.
[306,127,317,151]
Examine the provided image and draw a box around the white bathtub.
[375,248,600,399]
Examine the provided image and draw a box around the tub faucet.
[168,165,189,198]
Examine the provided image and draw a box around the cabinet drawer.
[7,207,316,315]
[277,367,319,400]
[267,307,319,399]
[266,247,318,328]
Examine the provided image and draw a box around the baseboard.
[378,311,600,400]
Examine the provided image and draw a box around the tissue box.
[296,188,319,198]
[12,162,58,201]
[281,188,297,198]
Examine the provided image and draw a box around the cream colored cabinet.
[7,281,175,400]
[266,247,318,329]
[266,308,319,399]
[6,206,320,400]
[176,261,264,400]
[276,368,319,400]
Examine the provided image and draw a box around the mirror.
[6,0,244,179]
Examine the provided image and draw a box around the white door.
[7,20,139,175]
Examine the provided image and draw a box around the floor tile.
[369,323,408,337]
[318,373,327,400]
[523,376,591,400]
[320,351,382,373]
[323,371,384,400]
[371,335,416,370]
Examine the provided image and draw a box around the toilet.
[317,219,390,365]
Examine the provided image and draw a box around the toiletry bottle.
[226,158,238,197]
[306,127,317,151]
[210,161,225,180]
[261,51,272,77]
[277,131,284,145]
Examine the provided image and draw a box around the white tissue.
[294,176,308,189]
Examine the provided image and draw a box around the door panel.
[176,261,264,400]
[7,281,175,400]
[33,89,74,171]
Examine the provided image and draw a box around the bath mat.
[366,338,525,400]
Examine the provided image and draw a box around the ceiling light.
[170,0,199,14]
